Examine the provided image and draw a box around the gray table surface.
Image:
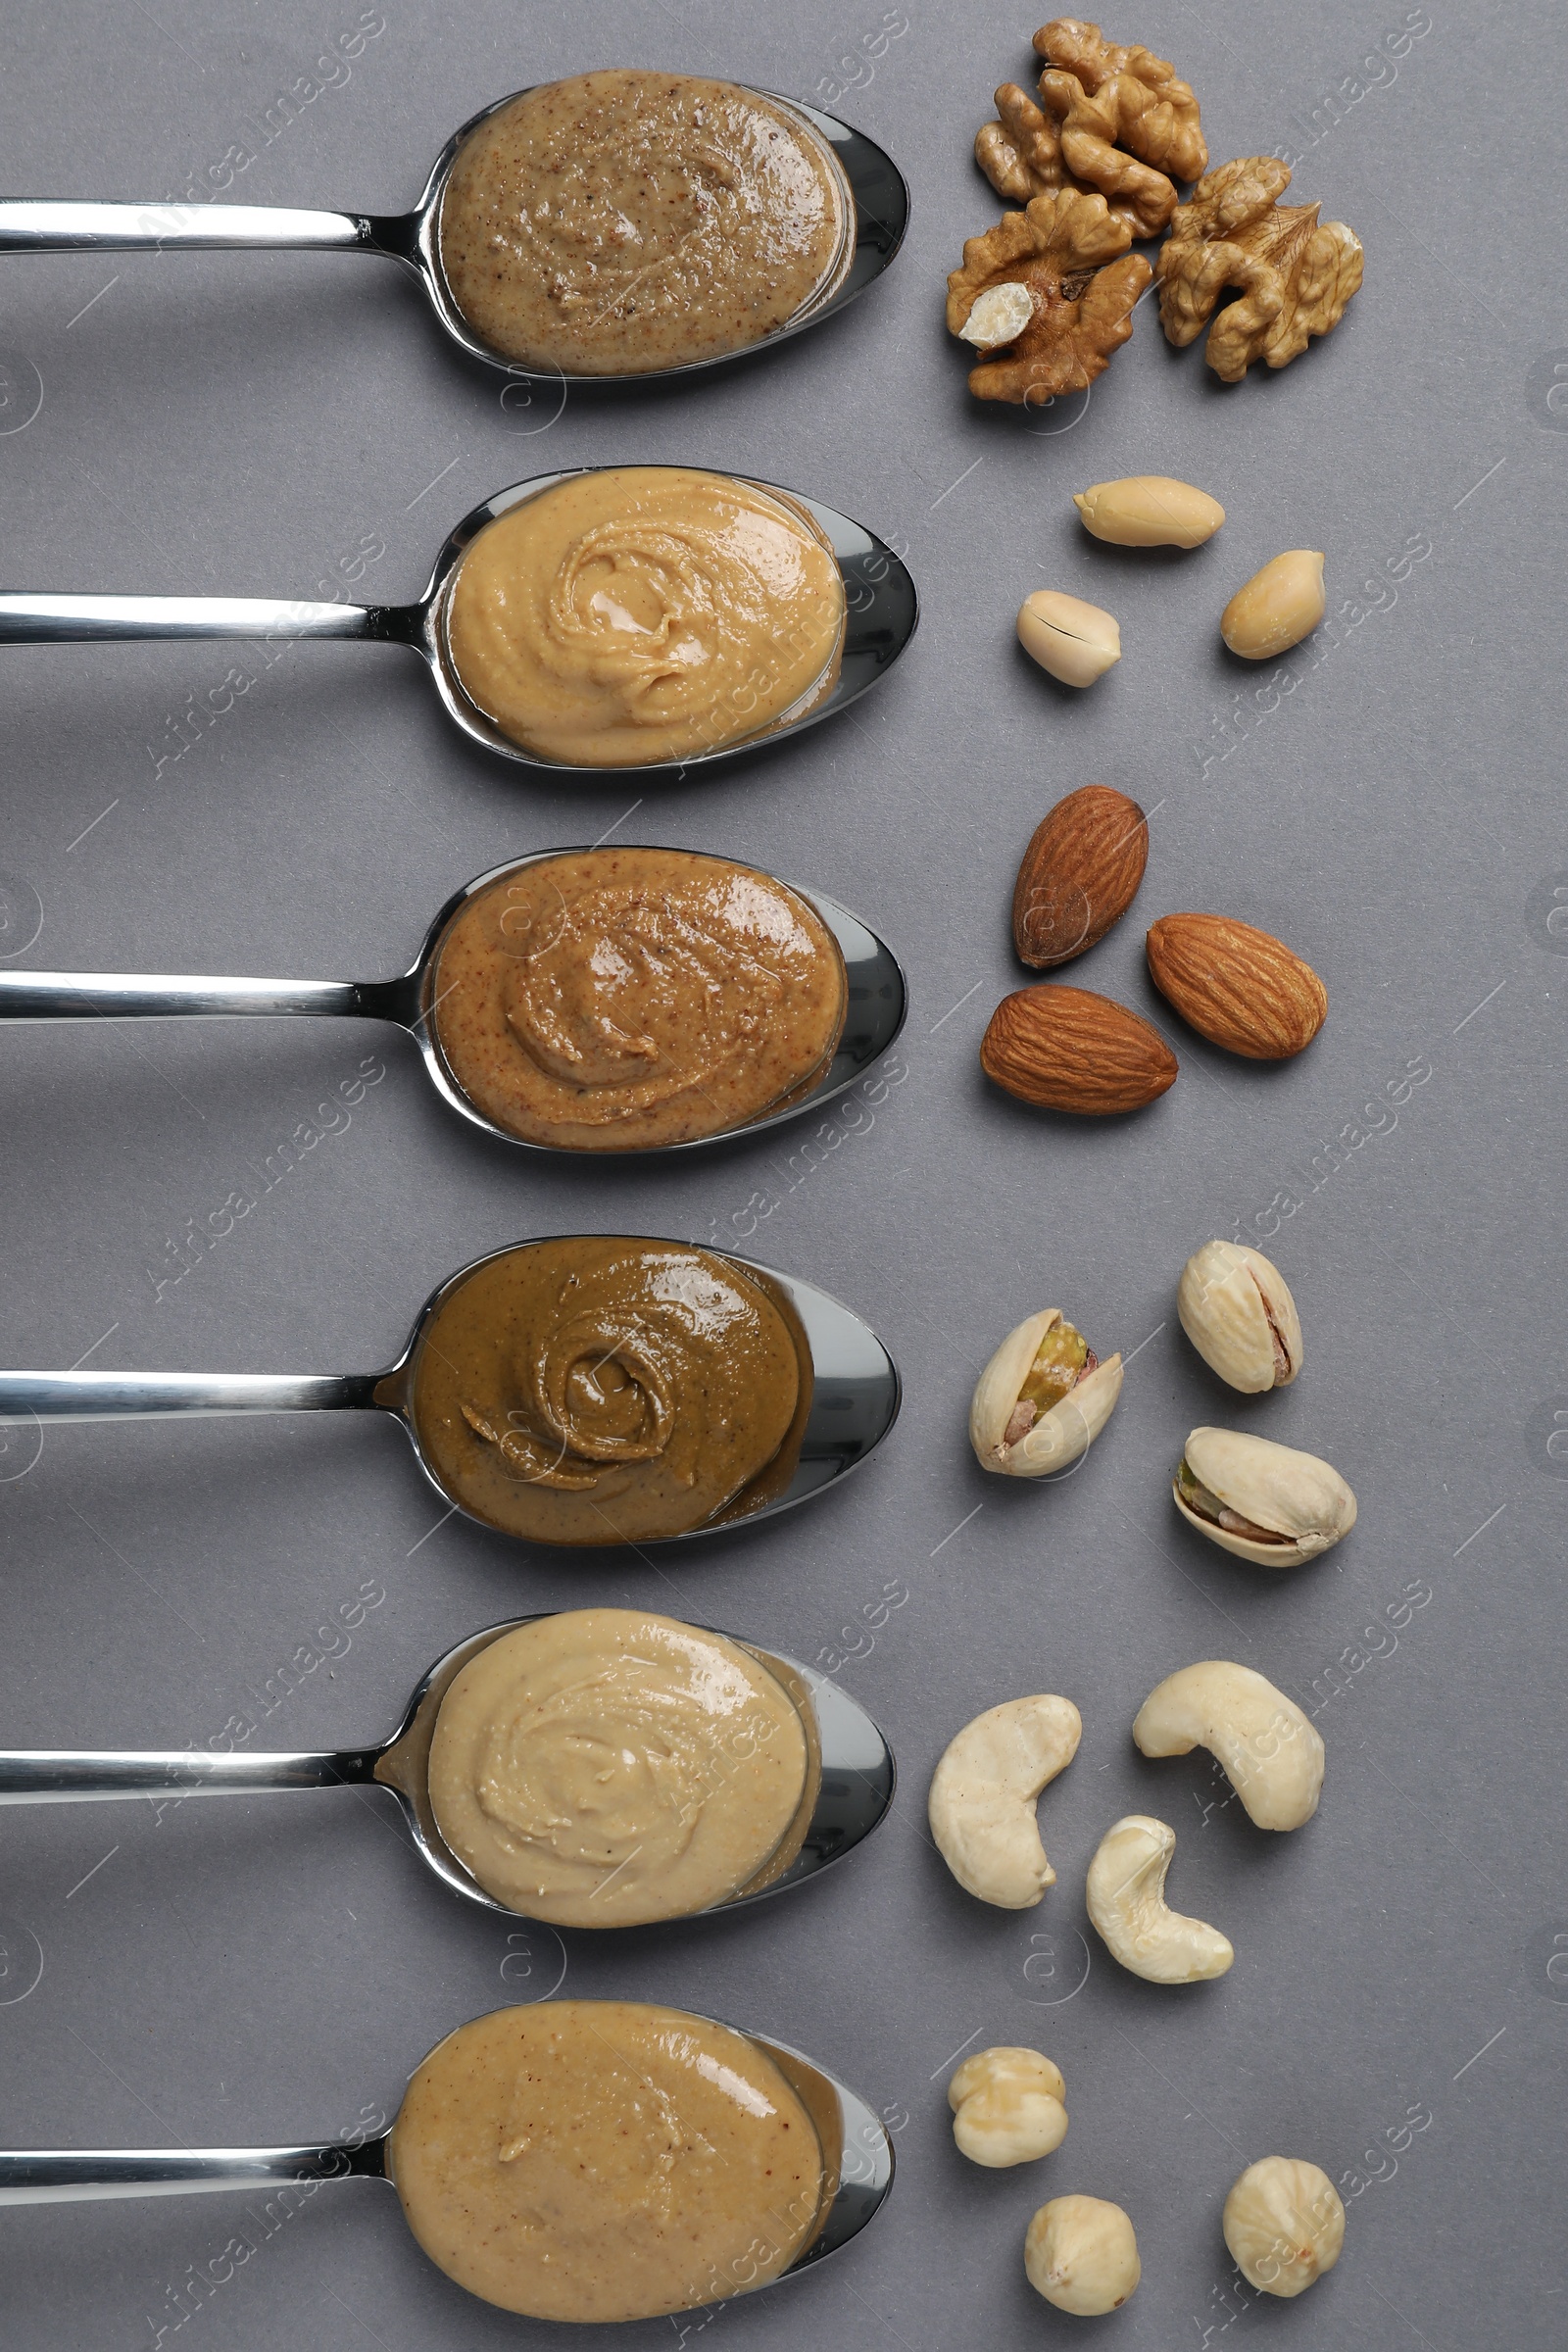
[0,2,1561,2346]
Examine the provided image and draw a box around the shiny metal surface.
[0,1613,895,1925]
[0,847,907,1156]
[0,467,918,775]
[0,87,907,381]
[0,1238,901,1546]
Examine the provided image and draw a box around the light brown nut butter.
[430,847,847,1151]
[389,2001,825,2320]
[1025,2194,1142,2315]
[982,983,1178,1114]
[427,1609,812,1925]
[949,2047,1068,2166]
[1074,474,1225,547]
[1146,912,1327,1059]
[1158,155,1363,380]
[444,466,845,766]
[438,71,851,374]
[947,189,1152,407]
[1223,2156,1346,2297]
[1221,549,1326,660]
[1012,784,1149,966]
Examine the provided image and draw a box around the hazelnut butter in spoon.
[0,1238,900,1548]
[0,1608,896,1930]
[0,466,918,774]
[0,1999,896,2323]
[0,70,908,379]
[0,844,907,1156]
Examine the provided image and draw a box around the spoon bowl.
[0,843,906,1157]
[0,86,907,382]
[0,466,918,775]
[0,1236,901,1549]
[0,2010,895,2308]
[0,1611,896,1925]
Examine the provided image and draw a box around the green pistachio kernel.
[1020,1321,1089,1416]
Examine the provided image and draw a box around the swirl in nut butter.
[430,847,847,1152]
[428,1607,815,1925]
[437,69,852,374]
[442,466,846,766]
[409,1237,810,1544]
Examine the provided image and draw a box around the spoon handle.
[0,594,411,646]
[0,2137,386,2206]
[0,1749,380,1801]
[0,1371,377,1417]
[0,201,405,259]
[0,971,368,1019]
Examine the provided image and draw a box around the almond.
[1012,785,1150,968]
[1146,914,1327,1059]
[981,984,1179,1115]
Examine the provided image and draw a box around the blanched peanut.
[1017,590,1121,687]
[1221,550,1325,659]
[1074,474,1225,548]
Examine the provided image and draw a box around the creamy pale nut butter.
[430,847,847,1151]
[390,2000,827,2321]
[437,69,851,374]
[408,1236,810,1545]
[428,1608,813,1924]
[443,466,846,766]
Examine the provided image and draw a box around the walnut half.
[975,20,1206,243]
[1157,157,1364,381]
[947,189,1152,407]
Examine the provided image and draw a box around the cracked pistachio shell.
[969,1308,1123,1477]
[1176,1428,1356,1565]
[1177,1240,1302,1392]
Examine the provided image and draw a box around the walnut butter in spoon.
[437,69,852,373]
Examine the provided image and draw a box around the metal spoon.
[0,844,906,1157]
[0,465,917,775]
[0,1612,895,1923]
[0,2012,895,2310]
[0,87,907,381]
[0,1237,900,1548]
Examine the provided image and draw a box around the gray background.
[0,1,1560,2346]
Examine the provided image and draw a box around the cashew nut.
[1223,2156,1345,2296]
[1085,1815,1233,1983]
[1133,1661,1324,1832]
[928,1695,1082,1908]
[949,2047,1068,2167]
[1025,2195,1141,2316]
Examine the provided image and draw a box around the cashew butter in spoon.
[427,1608,816,1925]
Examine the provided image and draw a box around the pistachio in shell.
[1177,1240,1301,1393]
[971,1308,1123,1477]
[1173,1427,1355,1564]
